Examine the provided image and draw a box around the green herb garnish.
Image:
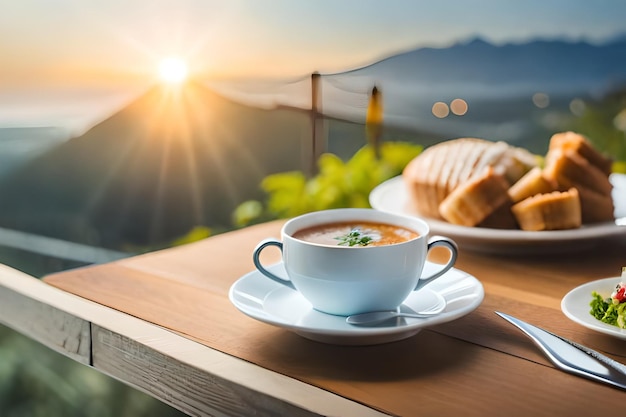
[335,229,374,246]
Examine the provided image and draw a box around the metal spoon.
[346,296,446,326]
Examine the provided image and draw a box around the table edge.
[0,263,388,417]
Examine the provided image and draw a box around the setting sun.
[158,57,188,84]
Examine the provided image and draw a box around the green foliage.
[232,200,264,226]
[569,89,626,172]
[170,226,212,246]
[613,160,626,174]
[233,141,423,227]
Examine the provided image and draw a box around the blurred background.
[1,1,625,415]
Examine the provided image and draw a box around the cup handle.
[252,239,296,290]
[413,236,458,291]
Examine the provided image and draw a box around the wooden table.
[1,219,626,416]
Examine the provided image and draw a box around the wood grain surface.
[44,220,626,416]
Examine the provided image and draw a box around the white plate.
[369,174,626,254]
[561,277,626,340]
[229,261,484,345]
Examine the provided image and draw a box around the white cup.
[253,208,457,316]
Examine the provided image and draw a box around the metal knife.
[495,311,626,390]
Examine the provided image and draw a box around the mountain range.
[340,36,626,96]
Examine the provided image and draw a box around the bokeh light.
[432,102,449,118]
[569,98,586,117]
[532,92,550,108]
[613,108,626,132]
[450,98,468,115]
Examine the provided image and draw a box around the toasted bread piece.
[544,148,613,196]
[438,166,511,227]
[437,139,463,205]
[511,188,582,231]
[576,185,615,223]
[403,138,489,219]
[508,167,559,203]
[447,138,494,191]
[544,134,614,223]
[498,146,542,184]
[425,141,446,218]
[468,141,510,182]
[403,138,537,220]
[404,146,441,218]
[479,199,519,229]
[549,131,613,176]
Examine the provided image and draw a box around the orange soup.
[293,221,419,247]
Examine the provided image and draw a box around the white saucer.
[561,277,626,340]
[229,261,484,345]
[369,174,626,254]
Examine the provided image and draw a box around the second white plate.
[561,277,626,340]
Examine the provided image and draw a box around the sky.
[1,0,626,131]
